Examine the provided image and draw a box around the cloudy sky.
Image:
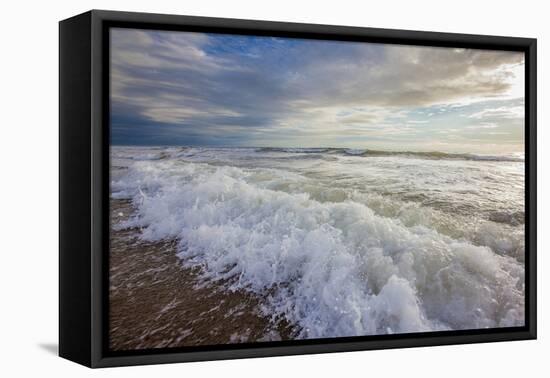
[110,28,525,153]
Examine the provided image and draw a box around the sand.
[108,199,295,351]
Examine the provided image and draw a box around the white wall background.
[0,0,546,376]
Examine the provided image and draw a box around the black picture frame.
[59,9,537,368]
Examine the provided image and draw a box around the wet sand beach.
[109,199,294,351]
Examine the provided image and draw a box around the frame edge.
[59,11,93,368]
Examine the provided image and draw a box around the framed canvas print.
[59,10,537,368]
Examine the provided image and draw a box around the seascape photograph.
[108,28,526,351]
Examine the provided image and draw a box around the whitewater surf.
[110,146,525,339]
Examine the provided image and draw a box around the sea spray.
[111,146,525,337]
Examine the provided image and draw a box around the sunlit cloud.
[110,28,525,153]
[468,106,524,120]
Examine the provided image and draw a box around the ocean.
[110,146,525,339]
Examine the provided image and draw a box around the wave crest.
[112,159,525,337]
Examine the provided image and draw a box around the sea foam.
[111,147,525,338]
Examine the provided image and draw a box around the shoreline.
[109,199,295,351]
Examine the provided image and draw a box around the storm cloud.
[110,28,524,153]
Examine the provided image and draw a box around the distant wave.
[132,152,171,161]
[257,147,332,154]
[256,147,524,162]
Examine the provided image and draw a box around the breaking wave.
[111,146,525,338]
[257,147,524,162]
